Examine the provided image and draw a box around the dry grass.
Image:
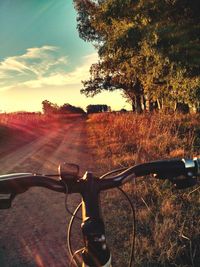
[87,112,200,267]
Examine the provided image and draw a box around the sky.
[0,0,130,112]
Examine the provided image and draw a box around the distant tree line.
[42,100,111,115]
[1,111,42,115]
[42,100,85,115]
[86,104,111,114]
[74,0,200,113]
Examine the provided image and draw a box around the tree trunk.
[143,95,146,111]
[131,98,136,112]
[135,95,142,113]
[157,99,162,110]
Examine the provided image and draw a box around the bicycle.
[0,158,199,267]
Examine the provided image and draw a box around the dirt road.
[0,117,93,267]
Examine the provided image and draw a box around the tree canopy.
[74,0,200,112]
[42,100,85,115]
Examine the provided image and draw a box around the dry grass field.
[0,111,199,266]
[87,112,200,267]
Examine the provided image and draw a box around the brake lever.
[170,178,197,189]
[154,173,197,189]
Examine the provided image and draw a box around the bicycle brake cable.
[69,247,84,267]
[101,167,136,267]
[67,202,82,265]
[67,167,136,267]
[64,182,81,220]
[117,187,136,267]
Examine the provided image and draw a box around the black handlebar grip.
[133,159,186,178]
[194,158,200,177]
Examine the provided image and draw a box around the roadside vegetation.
[74,0,200,113]
[75,2,200,263]
[42,100,85,115]
[87,112,200,267]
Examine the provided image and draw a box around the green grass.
[87,112,200,267]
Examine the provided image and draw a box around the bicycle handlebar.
[108,158,199,189]
[0,158,199,196]
[0,173,65,195]
[0,157,199,266]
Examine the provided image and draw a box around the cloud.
[0,57,31,74]
[0,47,98,91]
[0,46,68,81]
[24,52,98,88]
[21,46,58,59]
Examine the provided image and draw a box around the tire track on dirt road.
[0,121,74,174]
[0,117,93,267]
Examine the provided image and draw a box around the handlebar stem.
[81,218,110,267]
[80,172,111,266]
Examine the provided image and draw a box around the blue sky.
[0,0,130,112]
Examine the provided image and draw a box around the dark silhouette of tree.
[86,104,110,114]
[42,100,85,114]
[59,103,85,114]
[42,100,59,115]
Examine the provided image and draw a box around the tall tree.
[74,0,200,112]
